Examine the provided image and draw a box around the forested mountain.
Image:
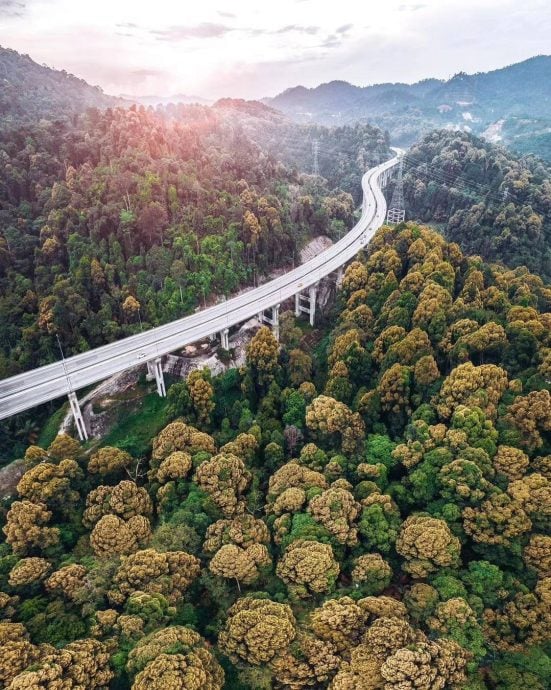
[0,49,391,462]
[213,98,390,204]
[266,56,551,159]
[1,222,550,689]
[400,130,551,278]
[123,93,213,107]
[0,101,390,381]
[0,47,120,127]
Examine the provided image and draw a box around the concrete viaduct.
[0,153,400,440]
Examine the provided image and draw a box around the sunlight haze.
[1,0,549,98]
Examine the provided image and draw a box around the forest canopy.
[0,102,389,379]
[402,130,551,279]
[1,222,550,689]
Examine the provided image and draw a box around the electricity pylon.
[312,140,320,176]
[386,158,405,224]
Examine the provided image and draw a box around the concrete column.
[271,304,280,341]
[220,328,229,350]
[258,311,264,325]
[153,357,166,397]
[68,392,88,441]
[308,285,317,326]
[336,266,344,285]
[295,293,300,318]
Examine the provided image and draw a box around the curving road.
[0,153,399,422]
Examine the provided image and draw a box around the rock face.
[300,236,333,263]
[59,367,142,438]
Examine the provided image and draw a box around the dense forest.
[0,95,390,459]
[212,99,391,203]
[0,47,120,127]
[0,222,550,689]
[401,131,551,279]
[0,101,389,380]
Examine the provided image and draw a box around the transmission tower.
[386,159,405,224]
[312,140,320,176]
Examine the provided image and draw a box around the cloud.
[398,3,427,10]
[201,53,324,99]
[275,24,320,35]
[130,68,166,78]
[336,23,353,34]
[218,11,236,18]
[0,0,25,17]
[151,22,232,41]
[319,34,342,48]
[69,59,170,90]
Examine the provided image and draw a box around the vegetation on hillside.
[0,46,120,127]
[0,103,389,376]
[0,97,390,460]
[1,222,550,689]
[402,130,551,278]
[213,99,390,204]
[267,55,551,160]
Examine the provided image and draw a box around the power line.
[400,152,505,198]
[267,140,508,207]
[401,155,506,206]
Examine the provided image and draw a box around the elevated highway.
[0,153,400,438]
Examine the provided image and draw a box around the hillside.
[1,222,550,689]
[0,46,120,126]
[213,98,390,203]
[0,97,391,459]
[266,56,551,159]
[400,130,551,278]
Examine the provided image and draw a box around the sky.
[0,0,549,100]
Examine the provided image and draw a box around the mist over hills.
[120,93,213,107]
[2,45,549,160]
[265,55,551,159]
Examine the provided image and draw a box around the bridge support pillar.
[294,284,318,326]
[257,304,280,340]
[308,285,317,326]
[68,392,88,442]
[271,305,280,341]
[151,357,166,397]
[336,266,344,286]
[220,328,230,350]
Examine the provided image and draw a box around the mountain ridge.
[268,55,550,105]
[0,45,122,126]
[265,55,551,158]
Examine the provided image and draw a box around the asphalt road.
[0,154,399,419]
